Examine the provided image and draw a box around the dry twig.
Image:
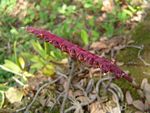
[126,45,150,66]
[60,59,76,113]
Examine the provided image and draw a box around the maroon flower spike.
[25,27,133,83]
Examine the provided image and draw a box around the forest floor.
[0,0,150,113]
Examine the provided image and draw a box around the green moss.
[115,79,140,99]
[117,48,139,63]
[132,23,150,44]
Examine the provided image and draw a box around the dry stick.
[96,77,123,113]
[107,87,123,113]
[74,83,89,98]
[126,45,150,66]
[24,76,63,113]
[143,71,150,76]
[137,45,150,66]
[65,96,96,113]
[96,77,114,98]
[60,59,76,113]
[16,107,26,113]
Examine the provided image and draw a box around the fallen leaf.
[27,73,49,91]
[143,82,150,103]
[116,62,124,66]
[76,96,89,103]
[74,90,83,97]
[91,42,107,50]
[39,96,46,106]
[126,91,133,105]
[89,93,97,100]
[74,107,84,113]
[132,100,145,111]
[45,98,54,107]
[89,101,103,113]
[141,78,148,89]
[137,89,144,98]
[144,100,150,111]
[60,58,68,64]
[135,111,143,113]
[40,97,54,107]
[5,87,24,103]
[101,0,114,12]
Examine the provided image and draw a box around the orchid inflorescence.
[25,26,133,83]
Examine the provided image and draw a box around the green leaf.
[117,11,129,22]
[18,57,25,69]
[0,91,4,108]
[81,30,89,45]
[92,30,99,41]
[40,0,50,7]
[32,41,47,58]
[58,4,67,14]
[42,64,55,77]
[102,23,114,38]
[30,55,46,64]
[123,9,133,17]
[23,71,34,77]
[3,60,21,73]
[128,5,136,13]
[10,28,18,35]
[5,87,24,103]
[30,55,41,63]
[30,62,44,70]
[58,4,76,16]
[84,3,92,8]
[0,0,16,13]
[0,84,9,91]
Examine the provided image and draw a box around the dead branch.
[126,45,150,66]
[60,59,76,113]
